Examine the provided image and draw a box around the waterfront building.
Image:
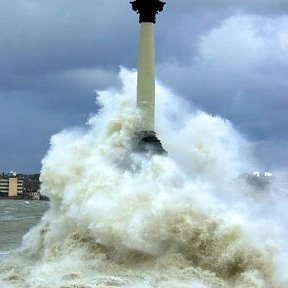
[0,173,23,197]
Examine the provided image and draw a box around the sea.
[0,200,49,260]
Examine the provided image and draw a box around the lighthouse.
[130,0,166,154]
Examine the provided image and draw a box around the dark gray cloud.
[0,0,135,73]
[167,0,288,15]
[0,0,287,172]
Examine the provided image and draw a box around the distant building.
[30,191,41,200]
[244,171,273,190]
[0,174,23,197]
[252,171,272,178]
[0,172,48,200]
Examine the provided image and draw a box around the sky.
[0,0,287,173]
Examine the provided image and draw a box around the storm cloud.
[0,0,287,172]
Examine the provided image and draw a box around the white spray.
[0,69,287,288]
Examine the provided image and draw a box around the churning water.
[0,200,49,258]
[0,69,287,287]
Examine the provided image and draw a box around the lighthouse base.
[133,131,167,155]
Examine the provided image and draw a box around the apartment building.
[0,174,23,197]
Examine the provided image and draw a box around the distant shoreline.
[0,196,49,201]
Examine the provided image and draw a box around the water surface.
[0,199,49,256]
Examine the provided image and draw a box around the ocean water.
[0,200,49,258]
[0,69,288,287]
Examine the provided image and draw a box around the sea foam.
[0,69,287,288]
